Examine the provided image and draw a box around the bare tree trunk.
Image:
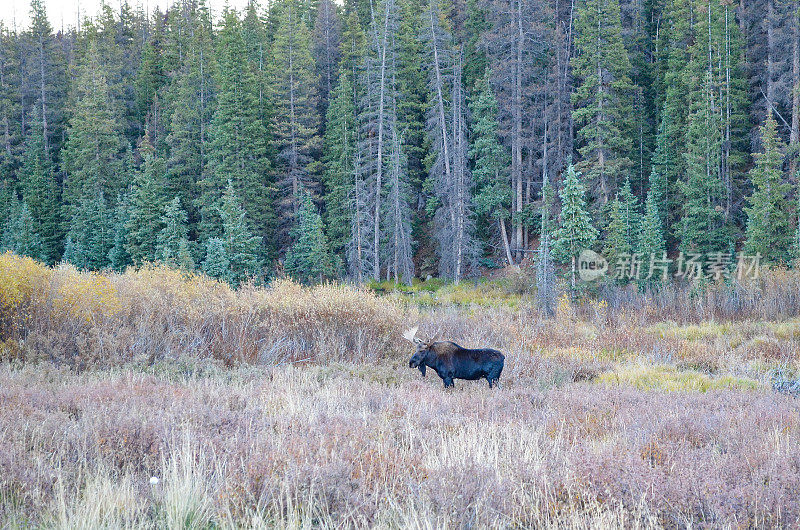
[571,254,576,291]
[323,2,334,96]
[514,0,524,259]
[453,52,466,283]
[19,62,25,140]
[596,13,608,204]
[350,151,369,283]
[38,34,49,157]
[724,7,732,219]
[288,22,299,215]
[524,147,532,253]
[792,0,800,179]
[199,51,205,164]
[767,0,776,111]
[373,0,393,280]
[355,173,364,283]
[429,6,452,181]
[499,218,514,266]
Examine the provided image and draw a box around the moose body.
[405,329,505,388]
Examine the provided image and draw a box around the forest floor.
[1,253,799,527]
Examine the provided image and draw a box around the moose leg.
[443,376,454,388]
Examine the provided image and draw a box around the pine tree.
[470,69,513,265]
[339,10,366,92]
[202,238,230,282]
[674,0,748,253]
[571,0,636,207]
[687,0,749,224]
[604,200,626,270]
[108,193,132,272]
[461,0,489,90]
[553,164,599,289]
[650,0,693,242]
[134,30,167,133]
[86,2,144,146]
[125,137,168,265]
[313,0,342,122]
[648,102,673,232]
[62,39,126,208]
[639,188,667,281]
[431,50,477,282]
[1,199,43,260]
[200,8,274,254]
[603,179,640,270]
[677,68,732,255]
[269,0,321,250]
[160,2,193,78]
[0,23,23,182]
[156,196,194,270]
[22,0,68,162]
[285,191,339,283]
[164,1,215,237]
[241,0,274,159]
[0,182,13,234]
[420,1,475,282]
[218,181,262,286]
[744,115,793,263]
[242,0,269,69]
[18,110,60,263]
[63,189,114,270]
[396,0,428,249]
[322,72,356,257]
[347,152,372,282]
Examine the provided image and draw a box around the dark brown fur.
[409,340,504,388]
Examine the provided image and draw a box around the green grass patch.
[646,321,735,341]
[765,319,800,340]
[646,318,800,342]
[597,364,761,392]
[368,277,527,308]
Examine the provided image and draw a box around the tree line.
[1,0,799,288]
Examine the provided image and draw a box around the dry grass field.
[1,252,799,528]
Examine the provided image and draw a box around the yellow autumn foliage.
[0,251,51,311]
[0,255,409,366]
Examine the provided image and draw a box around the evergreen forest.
[2,0,799,286]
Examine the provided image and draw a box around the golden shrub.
[0,257,409,366]
[52,265,122,325]
[0,252,52,338]
[0,252,51,310]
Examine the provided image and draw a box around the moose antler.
[402,326,421,344]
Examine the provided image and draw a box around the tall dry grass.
[0,364,798,528]
[1,252,798,372]
[591,269,800,323]
[0,252,407,367]
[1,252,800,526]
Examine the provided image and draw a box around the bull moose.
[403,327,505,388]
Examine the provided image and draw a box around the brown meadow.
[1,252,799,528]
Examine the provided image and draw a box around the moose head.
[403,326,433,376]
